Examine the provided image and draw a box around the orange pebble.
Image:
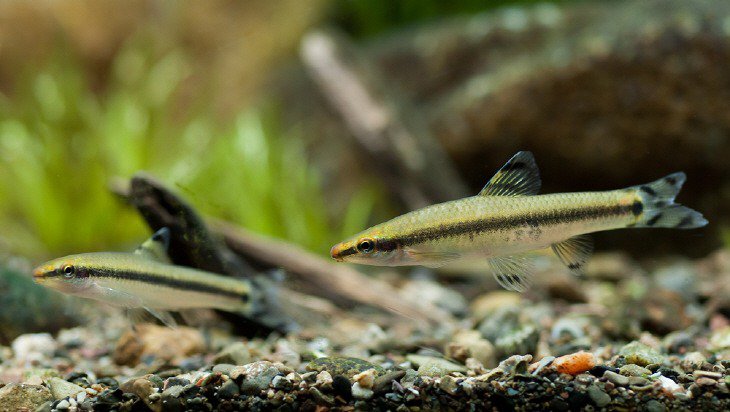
[553,351,596,375]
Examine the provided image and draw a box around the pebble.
[438,375,459,395]
[307,357,384,378]
[709,326,730,350]
[603,371,629,386]
[351,382,374,399]
[446,330,496,368]
[45,377,85,400]
[619,364,652,377]
[113,324,205,366]
[212,363,236,375]
[372,370,406,393]
[407,355,467,377]
[586,385,611,407]
[217,379,240,398]
[237,362,279,394]
[553,351,596,375]
[470,291,521,321]
[645,399,666,412]
[0,383,52,411]
[619,341,665,366]
[120,375,160,411]
[316,370,333,387]
[11,333,56,363]
[497,354,533,376]
[352,368,377,389]
[56,399,70,410]
[213,342,250,366]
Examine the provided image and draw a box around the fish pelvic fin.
[479,151,541,197]
[488,254,535,292]
[632,172,708,229]
[551,235,593,277]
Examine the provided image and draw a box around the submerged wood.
[300,29,469,209]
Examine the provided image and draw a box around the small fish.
[330,151,707,291]
[33,228,266,326]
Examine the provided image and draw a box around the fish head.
[32,255,92,293]
[330,231,406,266]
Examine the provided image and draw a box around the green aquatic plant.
[0,40,378,259]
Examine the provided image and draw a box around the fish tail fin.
[633,172,708,229]
[246,272,299,332]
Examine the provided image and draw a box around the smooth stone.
[212,364,236,376]
[238,363,280,394]
[407,355,467,377]
[0,383,52,411]
[120,376,161,412]
[217,379,240,398]
[56,399,70,410]
[351,382,374,399]
[603,371,629,386]
[619,364,652,377]
[645,399,666,412]
[213,342,250,366]
[618,341,665,366]
[307,357,384,378]
[587,385,611,407]
[45,377,85,400]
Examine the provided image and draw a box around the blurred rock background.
[0,0,728,261]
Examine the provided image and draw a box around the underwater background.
[1,1,730,410]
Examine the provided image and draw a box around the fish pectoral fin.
[551,235,593,277]
[143,307,178,328]
[488,254,535,292]
[478,151,542,197]
[405,249,461,267]
[134,227,172,263]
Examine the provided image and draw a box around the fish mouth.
[330,243,356,262]
[32,266,46,283]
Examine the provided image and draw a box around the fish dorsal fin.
[479,151,541,197]
[551,235,593,277]
[134,228,171,263]
[488,254,535,292]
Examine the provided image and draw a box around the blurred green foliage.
[334,0,575,38]
[0,37,376,260]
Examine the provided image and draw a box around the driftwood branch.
[212,220,453,324]
[300,29,469,209]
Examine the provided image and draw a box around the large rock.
[0,383,52,412]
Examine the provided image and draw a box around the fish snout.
[32,266,47,283]
[330,243,344,262]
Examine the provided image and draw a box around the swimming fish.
[330,151,707,291]
[33,228,268,325]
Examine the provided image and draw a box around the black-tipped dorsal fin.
[134,227,171,263]
[487,254,535,292]
[479,151,541,196]
[551,235,593,277]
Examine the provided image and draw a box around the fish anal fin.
[479,151,541,197]
[551,235,593,277]
[488,254,535,292]
[405,249,461,268]
[134,228,172,263]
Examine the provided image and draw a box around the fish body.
[32,228,260,322]
[34,252,252,311]
[331,151,707,291]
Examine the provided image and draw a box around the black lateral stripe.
[94,267,248,301]
[395,203,634,246]
[640,185,657,196]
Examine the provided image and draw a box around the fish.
[330,151,708,292]
[32,228,271,326]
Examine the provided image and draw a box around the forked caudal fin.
[633,172,708,229]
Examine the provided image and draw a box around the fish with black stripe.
[330,151,707,291]
[33,228,274,326]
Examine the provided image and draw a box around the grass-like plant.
[0,39,377,260]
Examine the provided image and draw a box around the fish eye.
[62,265,75,278]
[357,239,375,254]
